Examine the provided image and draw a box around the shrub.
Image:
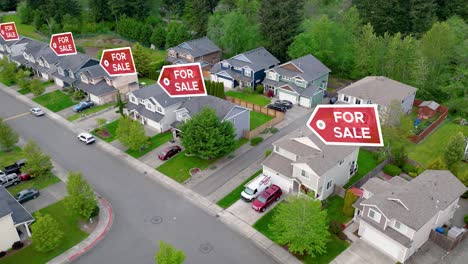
[269,127,279,133]
[90,205,100,218]
[72,90,86,101]
[343,190,358,217]
[402,163,417,173]
[256,85,264,94]
[266,90,274,98]
[250,137,263,146]
[464,215,468,225]
[244,87,254,94]
[265,149,272,157]
[337,232,348,241]
[329,221,342,235]
[96,118,107,127]
[383,164,402,176]
[0,251,6,257]
[12,241,24,250]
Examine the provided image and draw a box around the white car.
[78,133,95,144]
[30,107,45,116]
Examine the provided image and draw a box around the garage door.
[89,94,100,105]
[299,96,311,108]
[41,73,49,80]
[361,224,405,261]
[54,77,64,87]
[217,76,233,89]
[278,90,298,104]
[262,166,292,193]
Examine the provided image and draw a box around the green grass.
[144,47,166,62]
[156,150,216,183]
[67,103,114,121]
[16,81,54,95]
[0,200,89,264]
[32,90,74,112]
[126,132,173,159]
[91,119,120,142]
[344,149,379,188]
[138,77,157,86]
[0,146,23,168]
[17,87,31,94]
[217,169,262,208]
[226,91,271,106]
[325,195,351,224]
[7,173,61,196]
[250,111,273,130]
[1,14,46,41]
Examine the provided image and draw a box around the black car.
[3,159,26,175]
[274,100,293,109]
[329,96,338,104]
[267,104,287,112]
[15,188,40,203]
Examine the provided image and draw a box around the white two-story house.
[262,127,359,199]
[353,170,466,263]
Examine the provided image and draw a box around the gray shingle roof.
[126,102,165,122]
[361,170,467,230]
[0,186,34,224]
[338,76,417,107]
[38,46,61,64]
[169,37,220,58]
[56,53,95,72]
[263,153,294,177]
[419,101,439,110]
[221,47,280,72]
[78,64,110,79]
[177,95,244,120]
[76,80,116,96]
[131,84,185,108]
[269,54,330,82]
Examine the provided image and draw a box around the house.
[337,76,417,118]
[262,127,359,199]
[125,84,250,139]
[0,186,34,252]
[9,37,46,68]
[353,170,467,263]
[0,36,20,60]
[417,101,439,119]
[31,46,62,81]
[210,47,280,90]
[166,37,221,72]
[50,53,99,88]
[263,54,331,108]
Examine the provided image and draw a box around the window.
[81,75,87,82]
[157,106,162,113]
[58,67,64,75]
[326,180,333,190]
[300,169,309,179]
[130,96,137,104]
[23,53,28,60]
[367,100,372,104]
[244,70,251,77]
[368,208,381,223]
[394,221,401,229]
[274,146,279,152]
[69,70,74,78]
[356,99,361,104]
[268,71,276,80]
[343,95,349,102]
[44,61,49,68]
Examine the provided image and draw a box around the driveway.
[277,105,312,129]
[140,140,183,168]
[406,238,468,264]
[23,182,67,212]
[226,198,282,225]
[57,106,76,119]
[331,239,395,264]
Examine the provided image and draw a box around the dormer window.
[38,60,44,66]
[157,106,162,113]
[58,67,64,75]
[343,95,349,102]
[81,74,88,82]
[44,61,49,68]
[244,70,251,77]
[268,71,276,80]
[69,70,74,78]
[23,53,28,60]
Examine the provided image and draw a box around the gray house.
[0,35,21,59]
[9,37,46,67]
[166,37,221,71]
[210,47,280,90]
[50,54,99,88]
[263,54,331,108]
[31,46,62,81]
[125,84,250,139]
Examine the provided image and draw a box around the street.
[0,89,277,264]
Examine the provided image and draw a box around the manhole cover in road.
[199,243,213,254]
[149,216,163,224]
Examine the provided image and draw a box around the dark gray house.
[210,47,280,90]
[166,37,221,71]
[51,54,99,88]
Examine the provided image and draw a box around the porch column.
[24,223,31,237]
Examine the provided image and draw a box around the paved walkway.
[343,221,360,243]
[227,197,284,225]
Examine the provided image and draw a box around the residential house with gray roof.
[50,53,99,88]
[262,127,359,199]
[0,186,34,251]
[0,35,20,59]
[125,84,250,139]
[353,170,466,263]
[210,47,280,90]
[263,54,331,108]
[166,37,221,72]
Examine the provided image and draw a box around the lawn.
[217,169,262,209]
[32,90,75,112]
[156,150,216,183]
[1,14,46,41]
[0,200,89,264]
[91,119,120,143]
[325,195,351,224]
[16,80,54,95]
[250,111,273,130]
[343,149,380,188]
[7,173,61,196]
[126,132,173,159]
[0,146,24,168]
[226,91,271,106]
[138,77,157,86]
[67,103,114,121]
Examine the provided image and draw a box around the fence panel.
[429,229,467,251]
[409,100,449,144]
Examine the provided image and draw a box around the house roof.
[217,47,280,72]
[76,79,116,96]
[56,53,95,72]
[169,37,220,58]
[0,186,34,224]
[177,95,246,120]
[361,170,467,230]
[77,64,111,79]
[419,101,439,111]
[263,153,294,177]
[264,79,321,98]
[338,76,417,107]
[131,84,185,108]
[126,102,165,122]
[19,37,47,57]
[271,127,358,175]
[0,35,21,47]
[269,54,330,82]
[38,46,61,64]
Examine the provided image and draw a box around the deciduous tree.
[154,241,185,264]
[65,171,98,220]
[426,156,447,170]
[0,118,18,152]
[29,79,45,96]
[443,132,465,169]
[22,141,53,178]
[132,43,152,77]
[31,213,64,252]
[116,117,148,151]
[165,21,191,48]
[343,190,358,218]
[151,26,167,49]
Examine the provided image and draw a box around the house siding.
[0,214,20,251]
[159,103,183,132]
[252,70,264,89]
[274,146,296,161]
[319,148,359,198]
[292,164,319,191]
[262,165,293,193]
[361,206,388,230]
[312,73,329,89]
[226,109,249,139]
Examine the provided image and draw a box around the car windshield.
[257,195,267,203]
[160,150,167,155]
[244,187,255,195]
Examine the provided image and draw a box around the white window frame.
[58,67,64,75]
[130,96,137,104]
[44,61,49,68]
[300,169,309,179]
[244,69,251,77]
[393,220,407,234]
[326,180,333,190]
[69,70,74,78]
[268,71,276,80]
[233,66,242,71]
[368,208,382,223]
[81,74,87,82]
[23,52,28,60]
[156,106,162,113]
[356,99,361,104]
[343,95,349,102]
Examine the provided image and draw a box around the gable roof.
[339,76,417,106]
[131,84,185,108]
[271,54,330,82]
[0,186,34,224]
[419,101,439,110]
[56,53,96,72]
[78,64,110,79]
[361,170,466,230]
[223,47,280,72]
[37,46,61,64]
[169,37,220,58]
[177,95,246,120]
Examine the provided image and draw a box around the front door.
[292,180,299,193]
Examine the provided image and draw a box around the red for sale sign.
[100,47,136,76]
[158,63,206,98]
[0,22,19,41]
[50,32,77,56]
[307,105,383,146]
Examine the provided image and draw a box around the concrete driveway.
[226,198,282,225]
[23,182,67,212]
[278,105,312,129]
[331,239,395,264]
[57,106,76,119]
[406,238,468,264]
[140,140,183,168]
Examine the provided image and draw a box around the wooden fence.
[409,100,449,144]
[429,229,467,251]
[224,96,285,139]
[347,159,390,189]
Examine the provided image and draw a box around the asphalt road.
[0,90,276,264]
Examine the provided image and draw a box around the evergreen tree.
[426,157,447,170]
[343,190,358,218]
[88,0,112,22]
[444,132,465,169]
[151,26,167,49]
[165,21,191,48]
[184,0,218,37]
[132,43,152,77]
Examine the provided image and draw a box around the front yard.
[217,170,262,209]
[343,149,380,188]
[7,173,61,196]
[0,200,89,264]
[17,80,54,95]
[91,119,120,142]
[32,90,75,112]
[67,103,114,121]
[250,111,273,130]
[126,132,173,159]
[226,91,271,106]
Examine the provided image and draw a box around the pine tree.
[444,132,465,169]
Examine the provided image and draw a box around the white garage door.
[362,224,405,261]
[146,119,161,132]
[217,76,233,90]
[89,94,100,105]
[278,90,298,104]
[41,73,49,80]
[299,96,311,108]
[54,77,64,87]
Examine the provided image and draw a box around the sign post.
[99,47,136,77]
[157,63,206,98]
[0,22,19,41]
[307,105,383,146]
[50,32,77,56]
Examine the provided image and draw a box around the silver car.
[30,107,45,116]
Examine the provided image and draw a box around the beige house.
[166,37,221,71]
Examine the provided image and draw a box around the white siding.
[299,96,311,108]
[146,119,161,132]
[41,72,49,80]
[89,94,101,105]
[0,215,20,251]
[278,90,298,104]
[54,77,64,87]
[292,164,319,191]
[359,221,407,263]
[262,165,293,193]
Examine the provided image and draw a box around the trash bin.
[448,227,465,239]
[436,227,444,234]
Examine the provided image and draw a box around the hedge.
[250,137,263,146]
[383,164,402,176]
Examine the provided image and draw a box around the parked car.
[329,96,338,104]
[0,170,5,178]
[0,173,21,188]
[251,184,282,212]
[158,146,182,160]
[72,101,94,112]
[275,100,293,109]
[18,172,31,181]
[15,188,40,203]
[30,107,45,116]
[78,133,96,144]
[266,104,287,113]
[3,159,26,175]
[241,174,272,202]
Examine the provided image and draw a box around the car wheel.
[261,208,265,212]
[33,195,37,199]
[276,196,280,201]
[14,181,18,185]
